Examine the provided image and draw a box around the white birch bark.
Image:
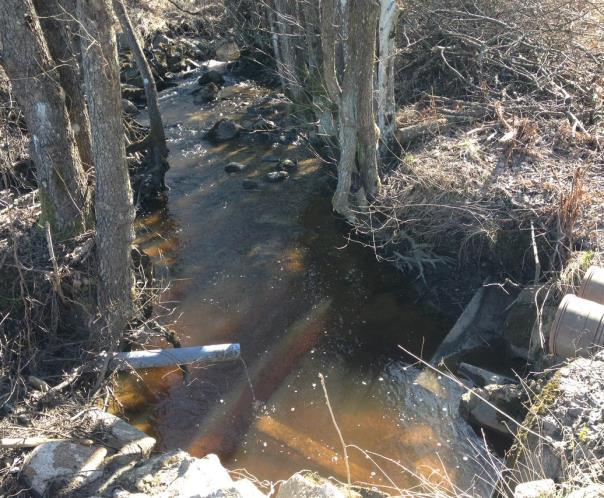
[377,0,400,154]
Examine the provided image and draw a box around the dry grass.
[354,0,604,284]
[126,0,226,37]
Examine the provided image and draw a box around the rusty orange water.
[117,72,495,494]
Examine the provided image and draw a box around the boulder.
[205,119,244,142]
[215,39,241,61]
[22,441,107,496]
[265,171,289,183]
[460,383,527,436]
[276,473,358,498]
[118,451,266,497]
[87,409,155,454]
[514,479,556,498]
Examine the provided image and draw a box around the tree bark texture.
[270,0,305,100]
[77,0,135,347]
[0,0,91,236]
[33,0,94,172]
[332,0,381,218]
[113,0,169,196]
[354,0,381,197]
[377,0,400,155]
[320,0,341,104]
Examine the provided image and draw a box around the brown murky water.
[117,69,494,495]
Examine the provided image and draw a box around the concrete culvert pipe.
[578,266,604,305]
[549,295,604,358]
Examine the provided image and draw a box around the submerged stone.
[242,179,260,190]
[205,119,243,142]
[265,171,289,183]
[193,82,220,103]
[225,162,247,173]
[276,159,298,172]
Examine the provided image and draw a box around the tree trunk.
[332,0,381,218]
[354,0,381,198]
[271,0,304,100]
[77,0,135,348]
[112,0,169,196]
[320,0,341,104]
[0,0,91,236]
[33,0,94,172]
[377,0,400,155]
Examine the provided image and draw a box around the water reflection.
[118,69,494,494]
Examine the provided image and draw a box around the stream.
[117,64,494,495]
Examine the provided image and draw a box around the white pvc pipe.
[108,344,241,370]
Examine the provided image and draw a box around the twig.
[530,220,541,284]
[318,373,352,492]
[0,437,94,448]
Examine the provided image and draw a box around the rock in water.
[265,171,289,183]
[197,68,225,86]
[276,159,298,172]
[193,82,220,103]
[205,119,243,143]
[224,162,247,173]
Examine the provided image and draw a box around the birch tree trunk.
[33,0,94,172]
[0,0,91,236]
[270,0,304,100]
[377,0,400,155]
[113,0,169,196]
[78,0,135,347]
